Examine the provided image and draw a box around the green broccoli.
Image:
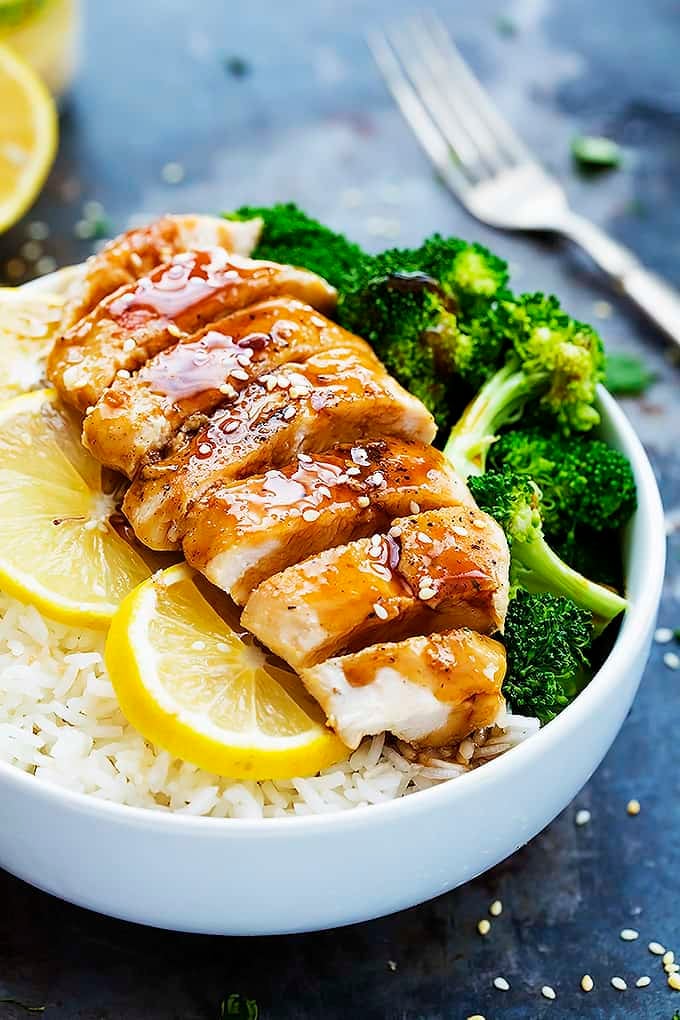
[224,202,366,291]
[487,429,637,540]
[444,293,605,477]
[502,590,593,722]
[337,235,509,428]
[468,470,627,630]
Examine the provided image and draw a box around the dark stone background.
[1,1,679,1017]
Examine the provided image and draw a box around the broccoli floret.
[225,203,366,291]
[337,236,509,428]
[468,470,627,630]
[444,293,605,476]
[502,590,593,722]
[487,428,637,539]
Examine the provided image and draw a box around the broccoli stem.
[443,359,530,476]
[511,534,627,632]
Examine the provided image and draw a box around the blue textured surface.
[0,2,679,1017]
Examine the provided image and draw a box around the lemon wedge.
[0,388,151,624]
[106,564,347,779]
[0,41,57,232]
[0,287,65,399]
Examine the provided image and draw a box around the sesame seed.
[489,900,502,917]
[283,406,296,420]
[668,973,680,991]
[20,240,42,261]
[477,919,491,936]
[298,453,312,464]
[289,386,308,399]
[452,525,469,537]
[472,518,487,529]
[373,603,389,621]
[370,534,382,546]
[389,526,402,538]
[611,977,627,991]
[198,444,212,455]
[161,161,185,184]
[649,942,666,955]
[85,406,95,415]
[116,369,131,379]
[417,531,433,544]
[627,799,641,816]
[665,963,679,974]
[635,976,651,988]
[26,220,49,240]
[219,383,236,396]
[419,586,437,601]
[130,252,143,269]
[122,338,136,353]
[230,368,250,382]
[371,564,392,582]
[409,501,420,515]
[580,975,594,992]
[541,986,556,1000]
[36,255,57,275]
[366,471,385,487]
[620,929,639,941]
[664,951,675,965]
[357,496,370,508]
[264,376,277,391]
[663,651,680,670]
[346,466,361,476]
[655,626,674,643]
[277,374,290,389]
[302,508,320,522]
[493,977,509,991]
[167,323,183,338]
[575,809,591,826]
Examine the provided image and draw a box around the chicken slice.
[241,506,510,671]
[62,214,262,327]
[181,439,472,604]
[123,347,437,550]
[82,299,374,477]
[301,630,506,749]
[48,250,337,412]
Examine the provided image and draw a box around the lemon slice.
[106,564,347,779]
[0,40,57,232]
[0,388,151,624]
[0,287,65,399]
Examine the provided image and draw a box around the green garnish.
[605,352,656,396]
[571,135,622,169]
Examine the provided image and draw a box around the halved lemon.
[106,564,347,779]
[0,287,65,399]
[0,41,57,232]
[0,388,151,624]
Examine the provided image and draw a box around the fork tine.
[367,31,471,199]
[423,9,535,166]
[389,22,504,180]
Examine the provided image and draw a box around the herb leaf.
[604,352,656,396]
[572,135,622,169]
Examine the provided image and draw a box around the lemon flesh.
[0,40,57,232]
[106,564,347,780]
[0,388,150,624]
[0,287,65,399]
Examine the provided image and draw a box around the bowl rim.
[0,275,666,836]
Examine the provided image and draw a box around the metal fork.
[369,12,680,347]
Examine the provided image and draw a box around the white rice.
[0,590,539,818]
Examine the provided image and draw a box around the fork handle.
[558,212,680,348]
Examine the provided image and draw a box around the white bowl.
[0,276,666,933]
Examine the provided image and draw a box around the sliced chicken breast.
[62,214,262,327]
[82,299,374,477]
[301,630,506,749]
[48,250,337,412]
[182,439,473,603]
[123,347,437,550]
[242,506,510,671]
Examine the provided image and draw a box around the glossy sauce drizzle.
[145,329,273,400]
[108,250,242,323]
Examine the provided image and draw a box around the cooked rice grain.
[0,591,539,817]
